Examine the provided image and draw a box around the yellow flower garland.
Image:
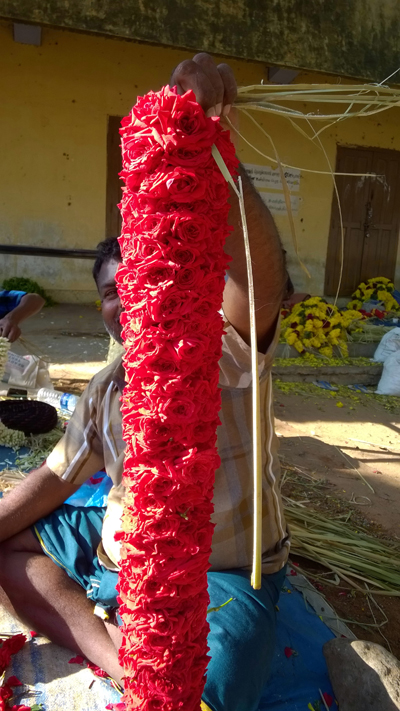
[347,276,400,313]
[281,297,363,358]
[282,278,400,358]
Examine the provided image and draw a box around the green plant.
[2,277,55,306]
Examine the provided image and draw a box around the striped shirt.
[47,322,289,574]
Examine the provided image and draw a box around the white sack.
[373,327,400,363]
[376,350,400,395]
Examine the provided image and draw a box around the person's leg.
[0,528,123,685]
[105,616,123,653]
[202,567,286,711]
[0,581,18,618]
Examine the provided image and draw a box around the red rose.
[147,286,194,322]
[171,213,211,245]
[188,299,217,323]
[140,168,208,203]
[171,334,209,362]
[166,241,201,267]
[157,393,198,422]
[173,266,204,290]
[133,415,183,449]
[158,89,218,148]
[206,205,231,232]
[166,144,213,169]
[198,392,222,421]
[126,241,167,265]
[166,448,220,484]
[121,140,163,174]
[134,214,174,240]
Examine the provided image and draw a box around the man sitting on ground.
[0,289,45,342]
[0,54,289,711]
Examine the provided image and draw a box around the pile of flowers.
[347,276,400,315]
[281,297,363,357]
[116,87,236,710]
[0,421,26,449]
[0,633,31,711]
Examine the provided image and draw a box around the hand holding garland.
[171,53,287,353]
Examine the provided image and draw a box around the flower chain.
[347,276,400,314]
[116,86,237,710]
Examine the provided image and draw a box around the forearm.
[223,165,286,348]
[11,294,45,324]
[0,465,79,543]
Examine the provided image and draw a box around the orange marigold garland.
[115,87,237,710]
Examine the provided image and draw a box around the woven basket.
[0,400,58,435]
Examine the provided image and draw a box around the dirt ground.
[273,380,400,657]
[12,303,109,367]
[274,380,400,537]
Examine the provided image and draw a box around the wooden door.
[324,146,400,297]
[105,116,123,238]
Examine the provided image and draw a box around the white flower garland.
[0,337,10,382]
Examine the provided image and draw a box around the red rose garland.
[115,87,237,711]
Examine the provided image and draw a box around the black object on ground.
[0,400,58,435]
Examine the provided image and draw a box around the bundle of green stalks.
[0,426,64,495]
[347,322,392,343]
[235,83,400,129]
[285,501,400,597]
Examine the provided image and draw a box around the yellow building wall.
[1,19,400,301]
[0,21,268,302]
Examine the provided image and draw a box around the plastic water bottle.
[37,388,79,414]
